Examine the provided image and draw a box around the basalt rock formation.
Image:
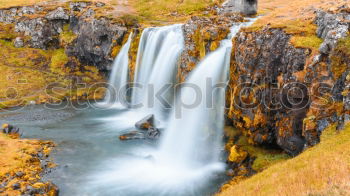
[227,7,350,156]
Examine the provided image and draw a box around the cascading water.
[87,19,256,196]
[103,33,133,107]
[131,24,184,119]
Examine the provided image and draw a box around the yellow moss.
[290,34,323,51]
[331,36,350,78]
[59,24,77,46]
[228,145,248,163]
[50,49,69,75]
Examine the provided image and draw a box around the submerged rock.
[146,127,161,140]
[119,131,146,140]
[119,127,161,141]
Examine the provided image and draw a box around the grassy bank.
[0,132,56,195]
[219,123,350,196]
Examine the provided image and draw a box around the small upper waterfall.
[131,24,184,119]
[104,33,133,107]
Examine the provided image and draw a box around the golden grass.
[218,123,350,196]
[247,0,349,51]
[129,0,224,24]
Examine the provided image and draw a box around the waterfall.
[88,19,256,196]
[158,19,257,167]
[104,33,133,107]
[131,24,184,119]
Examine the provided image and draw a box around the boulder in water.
[119,127,161,141]
[135,114,155,130]
[1,124,21,137]
[146,127,161,140]
[119,131,146,140]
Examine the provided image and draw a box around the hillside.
[219,123,350,196]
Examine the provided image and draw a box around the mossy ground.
[0,37,105,109]
[0,132,55,195]
[219,123,350,196]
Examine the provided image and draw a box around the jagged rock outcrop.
[315,9,350,54]
[180,13,243,81]
[0,2,129,71]
[227,7,350,155]
[66,11,127,71]
[228,28,309,156]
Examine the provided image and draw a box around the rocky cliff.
[0,2,130,72]
[227,7,350,157]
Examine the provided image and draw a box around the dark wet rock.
[277,136,306,157]
[119,127,161,141]
[12,183,20,190]
[66,16,127,71]
[119,131,146,140]
[1,124,21,136]
[146,127,161,140]
[45,7,69,21]
[135,114,155,130]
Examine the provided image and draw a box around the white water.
[103,33,133,108]
[131,24,184,120]
[88,19,256,195]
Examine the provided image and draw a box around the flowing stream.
[0,19,256,196]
